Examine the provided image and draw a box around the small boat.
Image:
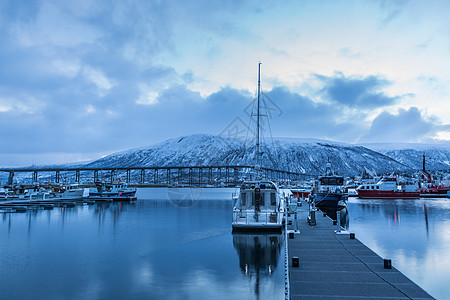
[313,160,348,209]
[231,63,285,232]
[232,181,285,231]
[290,185,311,198]
[61,184,86,199]
[356,176,420,199]
[89,182,136,198]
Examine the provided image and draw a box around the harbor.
[0,188,448,299]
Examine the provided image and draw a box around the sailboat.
[232,63,285,232]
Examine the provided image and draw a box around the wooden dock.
[286,202,434,299]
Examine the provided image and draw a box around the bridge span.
[0,165,316,187]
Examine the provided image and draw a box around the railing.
[232,210,280,225]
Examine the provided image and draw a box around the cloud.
[319,73,399,109]
[360,107,437,142]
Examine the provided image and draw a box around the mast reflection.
[232,233,283,299]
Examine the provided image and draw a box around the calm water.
[0,188,284,300]
[1,190,450,299]
[346,198,450,300]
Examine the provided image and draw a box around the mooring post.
[336,210,341,232]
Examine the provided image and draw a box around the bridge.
[0,165,316,187]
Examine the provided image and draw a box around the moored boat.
[356,176,420,199]
[232,181,285,231]
[290,186,311,198]
[313,160,348,209]
[231,63,285,232]
[89,182,137,198]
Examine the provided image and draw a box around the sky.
[1,0,450,167]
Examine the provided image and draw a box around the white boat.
[61,184,85,199]
[231,63,285,231]
[232,181,285,231]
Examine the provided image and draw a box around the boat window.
[320,177,344,185]
[270,192,276,206]
[376,186,379,189]
[240,193,246,206]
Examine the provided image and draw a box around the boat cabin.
[234,181,279,211]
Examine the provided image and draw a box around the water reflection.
[232,233,283,299]
[347,198,450,300]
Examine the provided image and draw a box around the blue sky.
[1,0,450,166]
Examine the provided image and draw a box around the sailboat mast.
[256,62,261,168]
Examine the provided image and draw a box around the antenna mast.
[256,62,261,169]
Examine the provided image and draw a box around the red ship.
[357,176,420,199]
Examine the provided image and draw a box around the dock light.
[289,232,294,239]
[384,259,392,269]
[292,257,299,268]
[350,233,355,239]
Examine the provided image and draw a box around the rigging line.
[244,88,258,149]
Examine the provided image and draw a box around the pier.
[286,202,434,299]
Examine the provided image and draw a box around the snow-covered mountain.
[362,143,450,171]
[85,134,411,176]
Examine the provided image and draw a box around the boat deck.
[286,202,434,299]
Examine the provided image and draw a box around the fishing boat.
[232,63,285,231]
[313,160,348,209]
[356,176,420,199]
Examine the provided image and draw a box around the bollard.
[350,233,355,239]
[336,210,341,232]
[384,259,392,269]
[308,210,316,226]
[289,232,294,239]
[292,257,299,268]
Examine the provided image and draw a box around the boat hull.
[232,223,283,233]
[357,190,420,199]
[316,193,348,209]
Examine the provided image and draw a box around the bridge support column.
[55,171,60,183]
[189,168,192,186]
[75,170,80,183]
[32,171,38,183]
[94,170,99,182]
[234,168,239,186]
[155,169,158,185]
[140,169,145,184]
